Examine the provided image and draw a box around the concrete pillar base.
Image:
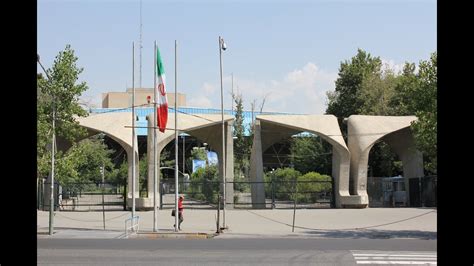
[338,195,369,208]
[126,197,158,211]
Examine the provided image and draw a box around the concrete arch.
[347,115,423,206]
[75,112,140,203]
[249,114,363,208]
[144,113,234,209]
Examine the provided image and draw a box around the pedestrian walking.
[173,195,184,230]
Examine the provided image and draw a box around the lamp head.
[221,39,227,51]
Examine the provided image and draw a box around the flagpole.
[153,41,158,232]
[132,42,136,220]
[174,40,179,232]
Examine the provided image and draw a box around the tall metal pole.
[174,40,179,232]
[153,41,158,232]
[218,36,226,228]
[231,73,234,114]
[101,164,106,230]
[37,55,56,236]
[132,42,136,220]
[182,135,185,174]
[139,0,142,89]
[50,93,56,235]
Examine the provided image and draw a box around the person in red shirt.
[175,195,184,230]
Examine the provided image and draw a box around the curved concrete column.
[249,120,266,208]
[380,128,424,205]
[249,114,357,208]
[347,115,422,207]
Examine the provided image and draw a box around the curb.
[132,232,218,239]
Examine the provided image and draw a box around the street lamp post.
[37,54,56,236]
[218,36,227,228]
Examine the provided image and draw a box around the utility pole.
[218,36,227,228]
[37,54,56,236]
[101,164,106,230]
[132,42,136,220]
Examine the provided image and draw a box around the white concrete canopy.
[347,115,423,206]
[249,114,364,208]
[77,111,235,210]
[76,112,140,200]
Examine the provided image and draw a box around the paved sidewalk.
[37,208,436,239]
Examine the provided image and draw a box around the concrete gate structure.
[249,114,424,208]
[77,111,423,209]
[347,115,423,207]
[249,114,365,208]
[77,112,234,210]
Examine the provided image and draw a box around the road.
[38,238,436,265]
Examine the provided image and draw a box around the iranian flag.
[156,47,168,133]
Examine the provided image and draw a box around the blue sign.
[207,151,218,166]
[192,160,206,173]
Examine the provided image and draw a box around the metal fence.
[160,179,334,209]
[37,180,127,211]
[367,176,437,207]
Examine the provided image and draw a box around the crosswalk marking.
[351,250,437,265]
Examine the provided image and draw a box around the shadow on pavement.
[298,229,436,240]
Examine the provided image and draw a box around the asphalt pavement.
[37,207,437,240]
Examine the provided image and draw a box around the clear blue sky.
[38,0,436,114]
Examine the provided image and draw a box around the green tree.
[191,148,207,160]
[233,93,251,179]
[357,68,399,115]
[393,53,437,174]
[57,137,116,184]
[290,135,332,175]
[368,142,403,177]
[189,164,219,203]
[37,45,89,178]
[326,49,382,125]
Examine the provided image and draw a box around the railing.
[367,175,437,207]
[160,179,334,209]
[124,215,140,237]
[37,181,127,211]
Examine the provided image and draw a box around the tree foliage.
[358,68,399,115]
[37,45,89,178]
[55,137,116,184]
[189,164,219,203]
[296,172,332,203]
[233,93,252,179]
[326,49,382,122]
[394,53,437,173]
[290,135,332,175]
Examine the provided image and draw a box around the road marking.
[356,261,436,264]
[351,250,437,265]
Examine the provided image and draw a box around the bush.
[190,165,219,204]
[265,168,301,201]
[296,172,332,203]
[264,168,332,203]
